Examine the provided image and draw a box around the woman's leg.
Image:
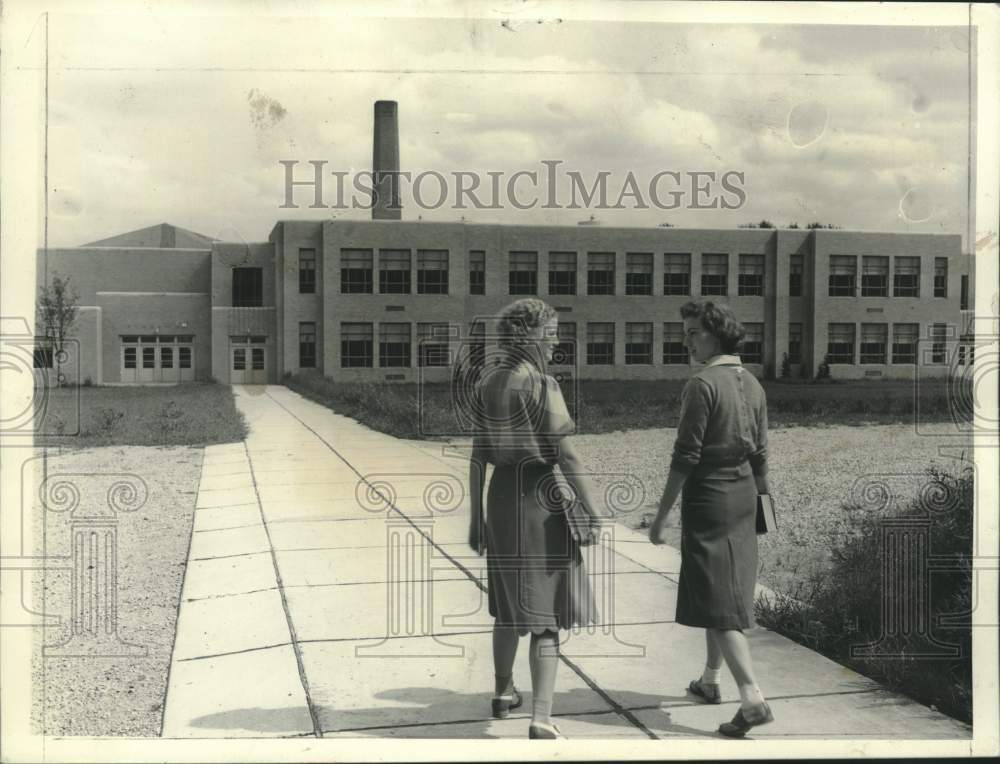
[493,623,520,696]
[701,629,724,683]
[711,628,766,709]
[529,630,560,724]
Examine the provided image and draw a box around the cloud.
[42,16,973,247]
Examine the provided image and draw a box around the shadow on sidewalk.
[188,684,731,738]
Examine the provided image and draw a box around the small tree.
[780,351,791,379]
[36,274,80,387]
[815,353,831,381]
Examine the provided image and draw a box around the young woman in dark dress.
[467,298,603,740]
[648,300,775,737]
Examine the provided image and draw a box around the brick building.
[36,219,974,385]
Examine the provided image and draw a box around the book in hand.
[756,494,778,535]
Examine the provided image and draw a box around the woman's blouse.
[472,361,575,467]
[670,355,769,477]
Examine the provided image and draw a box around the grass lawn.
[29,383,246,734]
[34,383,248,448]
[287,372,969,440]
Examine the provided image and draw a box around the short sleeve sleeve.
[538,375,575,439]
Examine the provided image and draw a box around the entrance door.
[230,336,267,384]
[249,346,266,384]
[230,346,248,384]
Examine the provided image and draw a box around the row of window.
[277,250,964,302]
[298,320,964,369]
[297,321,766,369]
[824,323,954,365]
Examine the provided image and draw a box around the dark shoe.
[688,678,722,705]
[718,703,775,738]
[491,686,523,719]
[528,721,564,739]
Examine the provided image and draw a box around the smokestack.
[372,100,401,221]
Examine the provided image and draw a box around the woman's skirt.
[486,462,598,635]
[676,463,758,630]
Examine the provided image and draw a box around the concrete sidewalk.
[162,385,971,740]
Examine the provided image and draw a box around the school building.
[36,219,974,385]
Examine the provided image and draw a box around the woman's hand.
[572,526,599,547]
[468,519,486,555]
[649,513,671,545]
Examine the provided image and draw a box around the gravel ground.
[570,422,972,596]
[30,445,202,736]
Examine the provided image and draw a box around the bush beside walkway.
[755,467,973,723]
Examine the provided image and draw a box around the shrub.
[756,465,973,722]
[779,352,791,379]
[93,407,125,435]
[815,354,831,380]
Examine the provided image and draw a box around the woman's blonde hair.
[496,298,557,350]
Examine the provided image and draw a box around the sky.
[43,12,975,247]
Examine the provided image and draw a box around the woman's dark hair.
[679,300,746,354]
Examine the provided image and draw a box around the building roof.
[83,223,217,249]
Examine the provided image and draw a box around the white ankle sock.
[738,683,765,709]
[701,665,722,684]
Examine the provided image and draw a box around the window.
[738,255,765,296]
[418,323,450,367]
[299,322,317,368]
[663,322,687,364]
[379,249,411,294]
[417,249,449,294]
[625,323,653,364]
[379,323,411,368]
[179,347,192,369]
[961,275,969,310]
[233,348,246,371]
[586,322,615,365]
[587,252,615,295]
[625,253,653,296]
[861,256,889,297]
[860,323,888,364]
[548,252,577,296]
[299,248,316,293]
[827,323,855,364]
[33,344,53,369]
[701,254,728,296]
[341,248,373,294]
[742,323,764,364]
[252,348,265,371]
[664,253,691,295]
[930,323,947,364]
[828,256,856,296]
[892,324,918,364]
[232,267,263,307]
[788,323,802,364]
[553,322,576,366]
[142,347,156,369]
[934,258,948,298]
[122,347,136,369]
[958,334,975,366]
[469,321,486,369]
[893,256,920,297]
[789,255,803,297]
[509,251,537,295]
[160,346,173,369]
[341,322,373,367]
[469,250,485,295]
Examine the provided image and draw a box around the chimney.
[372,100,401,220]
